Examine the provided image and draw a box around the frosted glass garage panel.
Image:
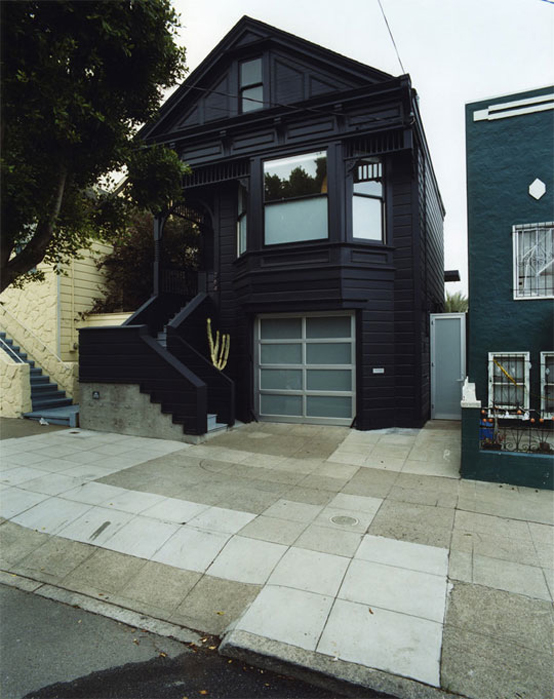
[260,318,302,339]
[260,369,302,390]
[261,394,302,416]
[307,343,352,364]
[265,198,328,245]
[307,396,352,418]
[307,369,352,391]
[306,316,352,339]
[261,343,302,364]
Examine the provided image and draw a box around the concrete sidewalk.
[0,420,552,699]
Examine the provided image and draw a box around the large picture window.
[264,152,328,245]
[488,352,530,416]
[513,222,554,299]
[352,158,384,241]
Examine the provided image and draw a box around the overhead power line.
[377,0,406,74]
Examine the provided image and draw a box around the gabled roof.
[141,16,396,141]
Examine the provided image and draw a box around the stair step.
[24,405,79,428]
[32,397,73,410]
[31,382,59,394]
[32,388,66,402]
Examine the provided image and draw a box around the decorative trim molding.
[473,92,554,121]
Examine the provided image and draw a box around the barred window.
[488,352,530,415]
[513,223,554,299]
[541,352,554,418]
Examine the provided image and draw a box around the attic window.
[240,58,263,113]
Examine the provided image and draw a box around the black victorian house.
[79,17,445,440]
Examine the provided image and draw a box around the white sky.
[170,0,554,296]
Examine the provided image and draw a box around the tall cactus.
[207,318,230,370]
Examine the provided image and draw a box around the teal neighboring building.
[462,86,554,489]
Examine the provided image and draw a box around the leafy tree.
[445,291,468,312]
[90,210,200,313]
[0,0,187,292]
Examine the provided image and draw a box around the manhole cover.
[330,515,359,526]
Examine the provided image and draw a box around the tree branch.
[1,165,68,292]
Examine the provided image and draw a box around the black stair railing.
[79,324,208,435]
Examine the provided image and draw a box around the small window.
[541,352,554,418]
[264,151,328,245]
[237,183,247,256]
[353,158,384,241]
[488,352,530,416]
[240,58,263,113]
[513,222,554,299]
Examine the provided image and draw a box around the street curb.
[219,629,468,699]
[0,570,201,645]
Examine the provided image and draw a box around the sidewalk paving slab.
[0,418,552,699]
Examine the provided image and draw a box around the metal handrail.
[0,337,25,363]
[0,305,71,368]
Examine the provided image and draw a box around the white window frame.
[512,222,554,300]
[540,351,554,418]
[488,351,530,418]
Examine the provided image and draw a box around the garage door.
[255,313,355,425]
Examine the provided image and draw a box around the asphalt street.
[0,585,349,699]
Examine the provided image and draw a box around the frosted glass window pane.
[261,369,302,390]
[265,198,328,245]
[260,318,302,339]
[241,59,262,86]
[238,216,247,255]
[261,394,302,416]
[353,196,382,240]
[307,343,351,364]
[261,344,302,364]
[242,85,263,112]
[307,370,351,391]
[354,180,382,197]
[306,316,351,338]
[307,396,352,418]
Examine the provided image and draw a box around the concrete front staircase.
[0,331,78,427]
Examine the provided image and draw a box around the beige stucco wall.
[0,262,58,353]
[0,243,115,402]
[0,350,32,417]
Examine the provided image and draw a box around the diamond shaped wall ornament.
[528,178,546,200]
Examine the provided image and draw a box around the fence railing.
[479,410,554,454]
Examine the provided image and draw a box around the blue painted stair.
[0,331,78,426]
